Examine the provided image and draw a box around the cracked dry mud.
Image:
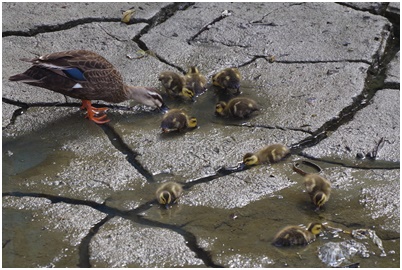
[2,2,400,268]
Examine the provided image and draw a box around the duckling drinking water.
[304,174,331,210]
[242,144,290,167]
[184,66,207,95]
[159,71,195,100]
[155,182,183,209]
[272,222,323,247]
[161,109,197,133]
[212,67,241,94]
[215,97,259,118]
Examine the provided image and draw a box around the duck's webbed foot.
[81,100,110,124]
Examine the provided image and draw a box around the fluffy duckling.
[161,109,197,133]
[212,67,241,94]
[304,174,331,210]
[184,66,207,95]
[159,71,195,100]
[215,97,258,118]
[242,144,290,166]
[272,223,324,247]
[156,182,183,209]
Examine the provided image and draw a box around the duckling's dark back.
[227,97,259,118]
[161,110,188,131]
[272,226,313,246]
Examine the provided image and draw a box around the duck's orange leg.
[80,100,110,124]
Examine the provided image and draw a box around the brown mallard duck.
[215,97,258,118]
[212,67,241,94]
[156,182,183,209]
[159,71,194,100]
[304,174,331,210]
[9,50,167,124]
[184,66,207,95]
[242,144,290,166]
[272,223,324,246]
[161,109,197,133]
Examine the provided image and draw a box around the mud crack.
[1,97,137,130]
[78,214,114,267]
[187,10,233,45]
[133,217,223,267]
[2,18,120,37]
[3,191,221,267]
[132,2,194,74]
[289,22,399,155]
[213,121,313,135]
[99,123,155,182]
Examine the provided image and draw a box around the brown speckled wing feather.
[34,50,115,71]
[79,69,126,102]
[13,50,127,102]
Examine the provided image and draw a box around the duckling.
[156,182,183,209]
[215,97,259,118]
[184,66,207,95]
[242,144,290,166]
[304,174,331,210]
[158,71,195,100]
[161,109,197,133]
[272,222,323,247]
[212,67,241,94]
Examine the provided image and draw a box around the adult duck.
[9,50,167,124]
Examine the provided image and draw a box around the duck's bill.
[159,103,169,113]
[237,162,248,170]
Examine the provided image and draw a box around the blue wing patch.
[63,68,86,81]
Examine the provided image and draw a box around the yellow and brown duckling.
[156,182,183,209]
[215,97,259,118]
[242,144,290,167]
[184,66,207,95]
[212,67,241,94]
[158,71,195,100]
[272,222,324,247]
[161,109,197,133]
[304,174,331,210]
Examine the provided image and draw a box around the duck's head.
[158,190,173,209]
[313,192,328,208]
[126,86,167,111]
[242,153,259,166]
[182,87,195,100]
[212,72,222,87]
[307,222,324,235]
[215,101,227,115]
[225,68,241,91]
[187,117,198,128]
[188,66,199,74]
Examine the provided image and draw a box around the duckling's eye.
[189,118,197,126]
